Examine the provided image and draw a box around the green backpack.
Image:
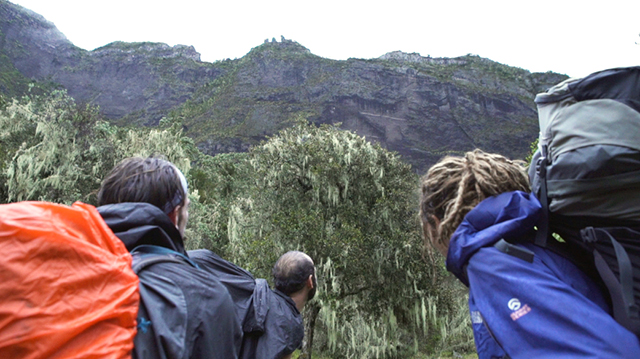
[529,66,640,337]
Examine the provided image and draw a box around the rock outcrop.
[57,41,223,124]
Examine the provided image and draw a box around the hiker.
[96,156,242,359]
[190,250,316,359]
[241,250,315,359]
[419,149,640,359]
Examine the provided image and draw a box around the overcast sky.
[10,0,640,78]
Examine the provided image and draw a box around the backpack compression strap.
[581,227,640,336]
[534,145,550,248]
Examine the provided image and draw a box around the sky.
[9,0,640,78]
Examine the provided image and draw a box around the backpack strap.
[494,239,534,263]
[130,245,193,359]
[131,244,200,274]
[534,144,550,248]
[581,227,640,335]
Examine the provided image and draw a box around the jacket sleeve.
[466,243,640,359]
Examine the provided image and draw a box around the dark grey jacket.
[239,289,303,359]
[189,249,304,359]
[99,203,242,359]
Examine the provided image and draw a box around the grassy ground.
[416,354,478,359]
[293,350,478,359]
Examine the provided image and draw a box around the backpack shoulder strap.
[130,245,192,359]
[534,144,550,248]
[132,244,199,274]
[581,227,640,336]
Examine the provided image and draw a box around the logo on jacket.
[508,298,531,321]
[507,298,521,311]
[471,311,483,324]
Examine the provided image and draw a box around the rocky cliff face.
[57,41,224,124]
[0,1,78,78]
[175,40,567,171]
[0,1,79,96]
[0,0,225,124]
[0,1,568,171]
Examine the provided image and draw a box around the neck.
[288,290,307,312]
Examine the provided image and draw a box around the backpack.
[129,245,200,359]
[528,66,640,336]
[0,201,139,359]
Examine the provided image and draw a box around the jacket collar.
[273,289,301,315]
[446,191,541,284]
[98,202,187,255]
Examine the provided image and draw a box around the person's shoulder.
[260,290,304,356]
[271,289,301,316]
[156,259,230,292]
[137,257,233,310]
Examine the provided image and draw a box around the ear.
[167,205,181,225]
[306,274,314,289]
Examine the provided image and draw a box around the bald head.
[272,251,315,296]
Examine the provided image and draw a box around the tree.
[0,91,108,203]
[183,151,254,255]
[0,90,235,256]
[0,91,190,204]
[225,121,459,357]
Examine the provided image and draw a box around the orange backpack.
[0,201,139,359]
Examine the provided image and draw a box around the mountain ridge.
[0,0,568,171]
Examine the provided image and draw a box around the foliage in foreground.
[0,91,475,358]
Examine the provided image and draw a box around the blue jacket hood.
[446,191,541,284]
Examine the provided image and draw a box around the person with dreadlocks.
[419,149,640,359]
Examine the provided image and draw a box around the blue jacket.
[446,191,640,359]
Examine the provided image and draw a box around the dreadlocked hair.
[420,149,530,250]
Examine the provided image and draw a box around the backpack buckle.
[580,227,598,243]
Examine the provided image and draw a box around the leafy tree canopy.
[224,121,464,357]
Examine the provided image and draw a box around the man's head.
[97,156,190,236]
[273,251,317,306]
[419,149,529,256]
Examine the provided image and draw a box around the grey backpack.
[528,66,640,336]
